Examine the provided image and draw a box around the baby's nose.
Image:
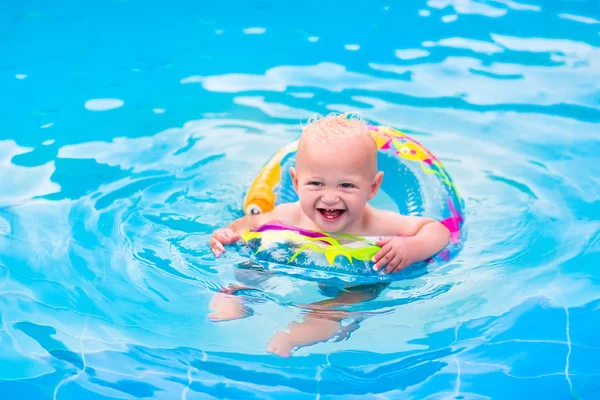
[321,191,340,204]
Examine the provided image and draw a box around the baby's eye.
[308,181,323,186]
[339,183,356,189]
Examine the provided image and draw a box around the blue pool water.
[1,0,599,398]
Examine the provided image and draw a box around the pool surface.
[1,0,600,398]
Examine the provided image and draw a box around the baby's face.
[291,135,382,233]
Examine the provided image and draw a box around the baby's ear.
[290,167,298,193]
[369,171,384,200]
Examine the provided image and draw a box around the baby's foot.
[208,292,253,322]
[334,321,360,342]
[218,284,251,295]
[266,330,297,358]
[266,318,342,357]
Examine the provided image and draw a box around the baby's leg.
[209,262,272,322]
[208,284,256,322]
[267,315,343,357]
[267,283,388,357]
[303,282,388,310]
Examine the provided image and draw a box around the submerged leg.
[267,315,344,357]
[208,284,256,322]
[209,261,273,322]
[266,283,387,357]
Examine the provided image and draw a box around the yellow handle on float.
[243,140,298,215]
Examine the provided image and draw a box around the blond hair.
[301,112,372,144]
[297,112,378,176]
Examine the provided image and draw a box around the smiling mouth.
[317,208,345,221]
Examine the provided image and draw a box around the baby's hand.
[210,228,240,257]
[372,237,414,274]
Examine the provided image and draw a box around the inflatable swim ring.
[240,124,465,282]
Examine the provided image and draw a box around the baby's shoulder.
[363,206,407,235]
[270,202,302,224]
[366,205,401,221]
[364,205,438,237]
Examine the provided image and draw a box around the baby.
[209,113,450,356]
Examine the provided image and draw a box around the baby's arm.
[371,210,451,273]
[210,213,271,256]
[210,203,296,256]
